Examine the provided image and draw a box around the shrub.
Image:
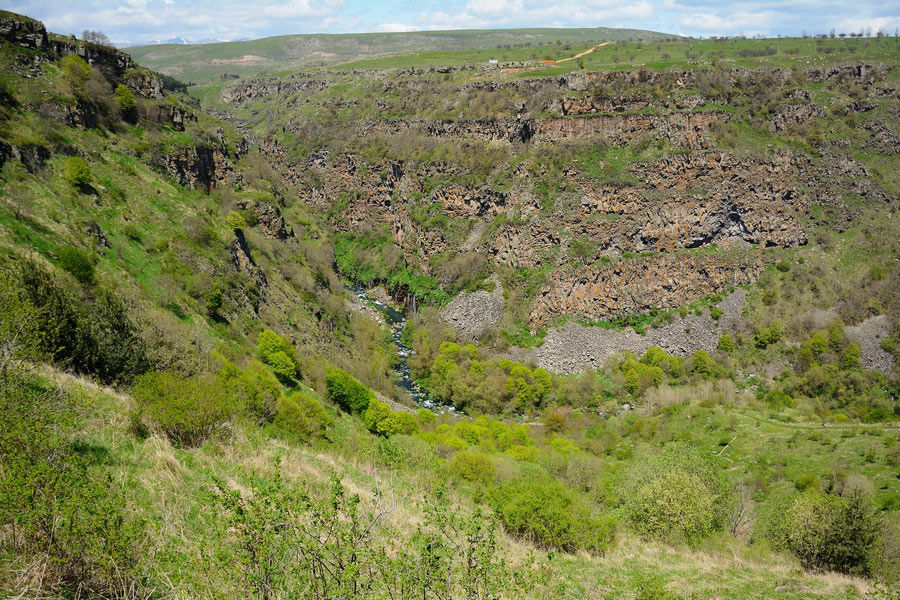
[542,404,568,433]
[325,368,374,414]
[131,371,236,447]
[17,261,149,383]
[840,342,861,369]
[62,156,92,188]
[205,288,223,315]
[690,349,715,376]
[391,434,438,469]
[217,359,281,424]
[114,84,136,120]
[620,443,733,545]
[761,489,881,574]
[0,372,147,596]
[417,407,436,427]
[226,210,246,231]
[363,399,418,436]
[273,392,330,442]
[257,329,299,383]
[717,333,735,353]
[449,450,496,485]
[489,477,615,554]
[754,321,783,348]
[60,54,91,81]
[505,444,537,461]
[57,245,95,284]
[622,354,665,395]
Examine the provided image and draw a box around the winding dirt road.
[555,41,614,64]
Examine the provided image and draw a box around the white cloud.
[7,0,900,43]
[377,22,418,32]
[836,15,900,35]
[466,0,523,17]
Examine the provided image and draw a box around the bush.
[273,392,330,442]
[0,372,147,596]
[363,399,418,437]
[62,156,92,188]
[257,329,299,383]
[57,245,95,284]
[226,210,246,231]
[217,359,281,424]
[620,443,733,545]
[449,450,496,485]
[325,368,374,414]
[60,54,91,81]
[114,84,136,120]
[690,350,715,376]
[417,407,436,428]
[17,261,149,383]
[505,444,538,461]
[205,288,223,315]
[760,489,881,575]
[489,477,616,554]
[840,342,861,369]
[717,333,735,353]
[622,354,665,395]
[754,321,783,348]
[131,371,236,447]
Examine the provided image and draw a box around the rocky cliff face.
[530,252,762,326]
[0,13,48,49]
[219,57,896,329]
[157,137,239,191]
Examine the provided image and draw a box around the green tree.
[840,342,861,369]
[257,329,299,384]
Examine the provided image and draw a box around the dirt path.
[555,41,613,64]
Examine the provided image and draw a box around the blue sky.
[3,0,899,45]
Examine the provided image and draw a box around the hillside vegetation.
[128,26,679,84]
[0,10,898,600]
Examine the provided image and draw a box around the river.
[350,287,457,414]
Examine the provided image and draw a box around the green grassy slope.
[128,26,680,83]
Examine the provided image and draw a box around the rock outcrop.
[0,12,48,49]
[530,253,762,326]
[535,289,747,373]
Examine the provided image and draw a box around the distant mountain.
[119,36,246,48]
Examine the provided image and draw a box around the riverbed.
[350,287,457,414]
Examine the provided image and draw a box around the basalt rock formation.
[216,56,897,331]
